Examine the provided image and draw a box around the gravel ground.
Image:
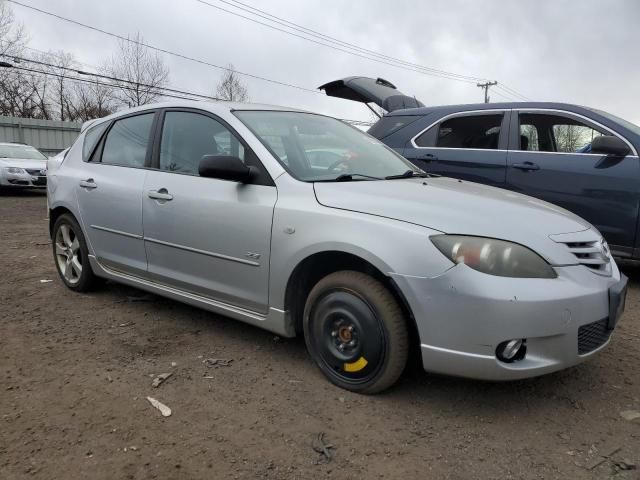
[1,191,639,480]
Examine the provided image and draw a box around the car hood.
[314,177,592,264]
[0,158,47,170]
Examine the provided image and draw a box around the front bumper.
[0,171,47,188]
[392,262,626,381]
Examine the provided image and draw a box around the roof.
[388,101,595,116]
[84,100,313,130]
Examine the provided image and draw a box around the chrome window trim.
[409,107,638,156]
[410,109,507,149]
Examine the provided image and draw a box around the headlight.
[6,167,26,174]
[431,235,556,278]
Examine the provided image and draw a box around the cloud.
[10,0,640,124]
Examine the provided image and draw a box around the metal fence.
[0,116,82,156]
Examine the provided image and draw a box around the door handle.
[512,162,540,171]
[147,189,173,201]
[419,153,438,162]
[79,178,97,189]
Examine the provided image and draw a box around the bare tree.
[68,77,115,121]
[0,0,25,57]
[106,32,169,107]
[215,64,249,102]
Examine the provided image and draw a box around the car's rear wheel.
[303,270,408,394]
[52,214,99,292]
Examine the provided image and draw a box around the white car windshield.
[235,111,422,181]
[0,144,47,160]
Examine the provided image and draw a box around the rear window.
[367,115,419,139]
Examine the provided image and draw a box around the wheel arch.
[282,250,419,350]
[49,205,76,238]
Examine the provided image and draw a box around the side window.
[159,111,245,175]
[100,114,154,167]
[415,114,503,149]
[518,113,605,153]
[82,122,109,161]
[520,124,540,151]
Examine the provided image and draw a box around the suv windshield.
[235,111,420,182]
[0,144,47,160]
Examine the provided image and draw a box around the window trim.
[150,107,275,187]
[409,108,638,157]
[410,109,509,151]
[90,110,159,169]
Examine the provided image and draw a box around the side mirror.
[198,155,256,183]
[591,135,630,157]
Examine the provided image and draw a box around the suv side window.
[415,114,503,149]
[100,113,154,167]
[518,113,605,153]
[159,111,245,175]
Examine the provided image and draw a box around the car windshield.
[234,111,421,181]
[0,144,47,160]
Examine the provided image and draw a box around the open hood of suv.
[318,76,424,112]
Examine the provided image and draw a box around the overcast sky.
[7,0,640,124]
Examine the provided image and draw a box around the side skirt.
[88,255,296,338]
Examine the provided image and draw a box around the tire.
[303,271,409,394]
[52,214,100,292]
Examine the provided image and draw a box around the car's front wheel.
[52,214,99,292]
[303,270,409,394]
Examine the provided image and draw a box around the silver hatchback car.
[47,101,627,393]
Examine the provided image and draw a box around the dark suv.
[320,77,640,260]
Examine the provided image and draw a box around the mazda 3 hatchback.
[47,101,627,393]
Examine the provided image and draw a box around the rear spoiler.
[318,76,424,113]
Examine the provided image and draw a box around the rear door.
[142,109,276,312]
[76,112,156,276]
[506,110,640,254]
[402,110,510,187]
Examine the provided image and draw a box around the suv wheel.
[52,214,99,292]
[303,270,408,394]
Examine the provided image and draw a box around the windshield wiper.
[385,170,431,180]
[317,173,382,182]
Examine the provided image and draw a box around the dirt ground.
[1,192,639,480]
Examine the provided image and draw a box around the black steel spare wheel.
[303,271,408,394]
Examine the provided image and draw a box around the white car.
[0,142,49,190]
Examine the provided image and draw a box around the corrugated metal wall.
[0,116,82,156]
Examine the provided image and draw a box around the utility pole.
[477,81,498,103]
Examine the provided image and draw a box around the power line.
[224,0,486,82]
[1,61,373,126]
[4,54,222,101]
[6,0,322,95]
[196,0,482,84]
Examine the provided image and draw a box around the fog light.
[496,339,526,363]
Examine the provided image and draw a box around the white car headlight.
[6,167,26,174]
[431,235,557,278]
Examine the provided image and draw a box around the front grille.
[560,240,611,273]
[578,318,611,355]
[25,168,47,186]
[25,168,46,176]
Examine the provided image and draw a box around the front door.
[505,110,640,254]
[142,110,276,312]
[76,112,156,276]
[403,111,510,187]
